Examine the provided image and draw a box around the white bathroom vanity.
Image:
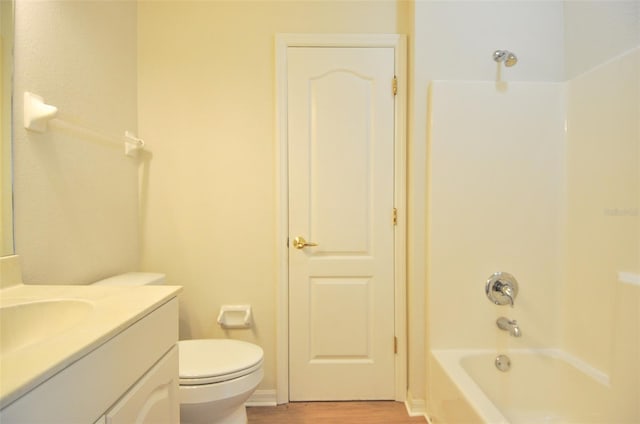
[0,280,182,423]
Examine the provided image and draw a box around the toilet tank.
[93,272,166,286]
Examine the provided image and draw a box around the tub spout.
[497,317,521,337]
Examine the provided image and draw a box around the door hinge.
[392,76,398,96]
[393,208,398,226]
[394,336,398,354]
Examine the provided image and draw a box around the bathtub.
[429,349,614,424]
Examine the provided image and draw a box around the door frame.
[275,33,407,404]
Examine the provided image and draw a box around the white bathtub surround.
[426,40,639,422]
[618,272,640,287]
[0,256,23,289]
[427,80,566,351]
[430,349,614,424]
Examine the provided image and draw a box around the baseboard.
[246,389,277,407]
[248,389,430,420]
[404,391,427,417]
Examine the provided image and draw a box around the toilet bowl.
[92,273,264,424]
[179,339,263,424]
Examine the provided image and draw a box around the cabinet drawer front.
[106,345,179,424]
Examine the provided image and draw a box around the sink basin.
[0,299,94,356]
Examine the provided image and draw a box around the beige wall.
[13,1,139,283]
[137,0,407,395]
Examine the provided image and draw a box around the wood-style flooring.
[247,401,427,424]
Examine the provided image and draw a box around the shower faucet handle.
[485,272,519,307]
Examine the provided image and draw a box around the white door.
[287,46,396,401]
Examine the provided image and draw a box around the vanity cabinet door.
[106,345,179,424]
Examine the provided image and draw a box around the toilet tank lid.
[93,272,166,286]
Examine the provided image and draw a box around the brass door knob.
[293,236,318,249]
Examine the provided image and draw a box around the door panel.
[310,277,371,359]
[288,46,396,401]
[311,71,371,254]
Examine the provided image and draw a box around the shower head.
[493,50,517,67]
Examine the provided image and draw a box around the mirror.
[0,0,13,257]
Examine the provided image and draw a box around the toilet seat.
[178,339,264,386]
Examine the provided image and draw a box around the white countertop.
[0,283,182,409]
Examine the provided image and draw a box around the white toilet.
[93,272,264,424]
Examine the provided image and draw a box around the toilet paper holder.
[217,305,252,328]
